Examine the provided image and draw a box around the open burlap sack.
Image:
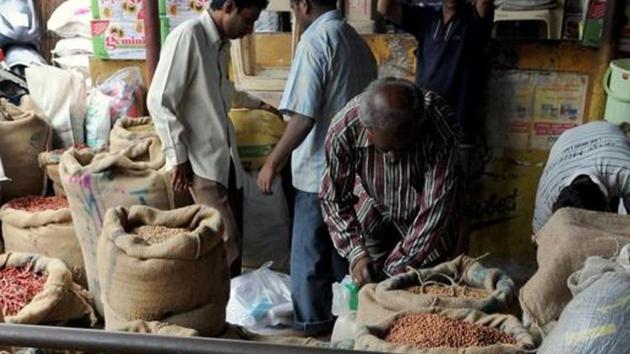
[520,208,630,328]
[359,256,514,325]
[59,142,174,315]
[0,99,52,203]
[108,116,193,208]
[39,147,102,197]
[355,308,536,354]
[115,320,199,337]
[0,252,96,325]
[98,205,228,336]
[0,202,85,286]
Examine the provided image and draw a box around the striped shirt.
[320,91,461,276]
[533,121,630,233]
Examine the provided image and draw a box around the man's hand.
[257,161,277,195]
[259,101,282,117]
[351,256,375,288]
[171,161,193,192]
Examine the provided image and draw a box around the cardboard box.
[581,0,607,48]
[91,0,144,20]
[344,0,375,22]
[91,0,208,20]
[159,0,208,17]
[91,19,146,59]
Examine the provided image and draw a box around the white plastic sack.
[25,65,86,149]
[85,67,143,149]
[47,0,91,38]
[85,88,113,149]
[52,37,93,57]
[242,171,290,271]
[226,262,293,328]
[53,54,90,78]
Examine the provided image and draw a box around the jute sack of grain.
[519,208,630,328]
[229,109,286,171]
[59,142,174,315]
[359,255,515,325]
[39,147,103,197]
[0,98,52,203]
[115,320,199,337]
[354,308,536,354]
[109,116,194,208]
[0,197,85,287]
[98,205,228,336]
[0,252,96,325]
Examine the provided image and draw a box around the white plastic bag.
[242,171,290,271]
[331,275,360,343]
[25,65,86,149]
[85,67,144,149]
[47,0,92,38]
[85,88,113,149]
[53,54,90,78]
[226,262,293,328]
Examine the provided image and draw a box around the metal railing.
[0,323,379,354]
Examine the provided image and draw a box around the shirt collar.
[201,10,230,49]
[302,9,342,38]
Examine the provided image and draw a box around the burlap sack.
[98,205,228,336]
[354,308,536,354]
[109,117,163,164]
[520,208,630,328]
[0,252,96,325]
[59,142,174,315]
[108,116,193,208]
[359,256,514,325]
[114,320,199,337]
[38,150,65,197]
[0,99,52,203]
[0,203,85,287]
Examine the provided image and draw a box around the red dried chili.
[0,264,47,316]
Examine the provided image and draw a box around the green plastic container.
[604,59,630,124]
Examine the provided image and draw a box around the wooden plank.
[37,0,66,63]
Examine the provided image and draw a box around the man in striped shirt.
[320,78,461,287]
[533,121,630,233]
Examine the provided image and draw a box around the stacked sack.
[59,141,174,315]
[353,256,537,353]
[47,0,93,76]
[97,205,229,336]
[519,208,630,330]
[0,196,85,286]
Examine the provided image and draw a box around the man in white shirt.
[533,121,630,233]
[256,0,377,335]
[147,0,277,276]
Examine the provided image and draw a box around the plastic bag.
[85,67,143,149]
[25,65,87,149]
[0,0,40,48]
[226,262,293,328]
[47,0,92,38]
[331,275,360,343]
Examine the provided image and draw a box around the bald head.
[358,78,425,158]
[359,77,424,133]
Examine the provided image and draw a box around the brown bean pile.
[406,284,490,299]
[7,196,69,212]
[132,225,188,244]
[384,313,516,348]
[0,264,47,316]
